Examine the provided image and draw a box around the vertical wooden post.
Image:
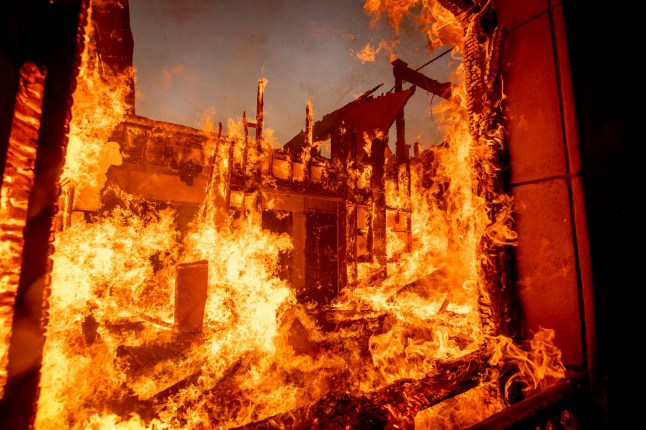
[337,200,348,291]
[302,99,314,187]
[393,60,408,167]
[371,138,387,278]
[345,127,358,285]
[393,59,413,254]
[254,78,266,214]
[199,121,222,225]
[242,110,250,187]
[255,78,265,185]
[223,136,235,224]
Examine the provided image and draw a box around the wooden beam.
[391,58,453,100]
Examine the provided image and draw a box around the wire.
[387,47,455,93]
[415,47,454,72]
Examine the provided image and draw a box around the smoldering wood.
[370,138,387,277]
[231,352,485,430]
[391,58,453,101]
[356,83,384,102]
[466,5,513,338]
[198,121,222,224]
[303,100,314,184]
[336,200,349,290]
[242,111,251,188]
[255,78,265,192]
[112,312,483,428]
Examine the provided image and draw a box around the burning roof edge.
[283,87,416,155]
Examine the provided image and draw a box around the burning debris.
[0,1,571,429]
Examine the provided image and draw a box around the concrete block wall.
[494,0,595,370]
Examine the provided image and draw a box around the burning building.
[0,0,631,429]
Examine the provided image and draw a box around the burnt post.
[174,260,209,334]
[392,59,408,167]
[336,126,355,291]
[224,135,235,223]
[255,78,266,189]
[302,99,314,186]
[242,110,251,187]
[371,138,387,278]
[199,121,222,225]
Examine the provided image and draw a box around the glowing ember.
[32,1,566,429]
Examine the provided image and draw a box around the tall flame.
[62,3,128,211]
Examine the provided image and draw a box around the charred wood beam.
[355,83,384,102]
[336,201,349,290]
[255,78,265,190]
[391,58,453,100]
[437,0,474,24]
[224,137,235,220]
[435,0,512,338]
[302,100,314,185]
[232,352,485,430]
[242,111,251,189]
[371,138,387,277]
[198,121,222,224]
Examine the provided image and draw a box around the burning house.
[0,0,631,429]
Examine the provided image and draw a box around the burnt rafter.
[391,58,453,100]
[283,88,416,158]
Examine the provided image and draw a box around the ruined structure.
[0,0,619,428]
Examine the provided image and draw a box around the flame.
[62,3,128,211]
[351,39,398,63]
[31,1,566,428]
[355,43,379,62]
[364,0,464,52]
[488,328,566,403]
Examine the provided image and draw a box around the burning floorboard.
[233,353,485,430]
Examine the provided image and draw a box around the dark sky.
[129,0,458,148]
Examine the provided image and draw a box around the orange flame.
[32,1,566,428]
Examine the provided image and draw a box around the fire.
[62,4,129,208]
[351,40,398,63]
[30,1,566,429]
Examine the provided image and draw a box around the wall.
[495,0,593,370]
[495,0,639,426]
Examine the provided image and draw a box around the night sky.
[129,0,459,149]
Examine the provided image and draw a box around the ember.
[1,0,616,429]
